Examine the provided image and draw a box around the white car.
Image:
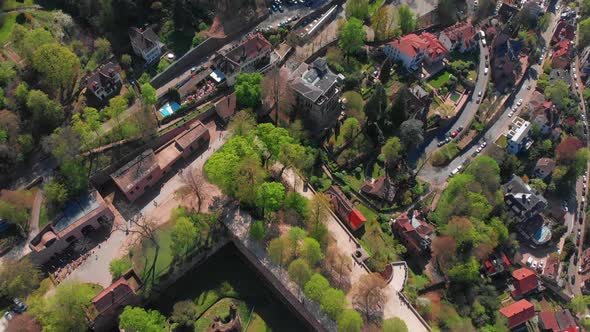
[584,175,588,182]
[449,165,463,177]
[512,105,517,111]
[476,146,483,153]
[508,111,514,117]
[532,261,538,269]
[517,99,523,106]
[484,67,488,74]
[539,261,545,270]
[526,257,533,265]
[478,91,482,97]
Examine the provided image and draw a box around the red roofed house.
[383,34,428,70]
[420,32,449,65]
[89,269,142,331]
[383,33,448,70]
[360,176,396,205]
[439,22,477,53]
[579,248,590,274]
[325,186,367,231]
[539,309,580,332]
[552,40,574,69]
[213,33,272,86]
[392,210,435,256]
[511,267,540,299]
[499,299,535,329]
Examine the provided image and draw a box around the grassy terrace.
[428,71,452,89]
[0,13,18,43]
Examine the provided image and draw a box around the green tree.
[580,18,590,48]
[288,226,307,254]
[121,54,132,68]
[17,27,54,61]
[306,194,330,246]
[31,282,99,332]
[382,136,403,168]
[0,258,42,298]
[278,143,309,177]
[448,257,480,284]
[383,317,409,332]
[399,119,424,148]
[15,82,30,107]
[320,288,347,320]
[301,237,323,266]
[337,309,363,332]
[268,236,293,268]
[545,79,571,109]
[140,83,157,106]
[346,0,369,19]
[60,160,89,196]
[250,220,267,242]
[26,90,64,135]
[371,6,396,41]
[304,273,330,302]
[284,192,309,219]
[109,257,132,280]
[235,72,263,108]
[119,306,167,332]
[255,182,286,216]
[31,43,80,99]
[235,155,266,205]
[0,62,16,87]
[44,179,69,209]
[399,5,417,34]
[538,13,551,32]
[92,37,112,63]
[170,300,197,328]
[339,18,366,58]
[256,123,294,165]
[288,258,312,287]
[574,148,590,176]
[105,95,128,138]
[170,217,199,258]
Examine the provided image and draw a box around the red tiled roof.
[225,33,271,65]
[539,311,560,332]
[552,20,576,43]
[553,40,571,58]
[555,309,578,332]
[511,267,538,298]
[499,299,535,329]
[388,34,428,57]
[420,32,449,59]
[442,21,475,48]
[347,209,367,231]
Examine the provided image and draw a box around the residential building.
[507,117,532,154]
[539,309,580,332]
[290,58,343,135]
[542,255,559,282]
[391,211,435,256]
[499,299,535,330]
[510,267,540,299]
[325,186,367,232]
[439,21,476,53]
[383,33,448,70]
[534,158,556,179]
[502,174,548,222]
[483,252,511,277]
[29,191,114,264]
[404,85,434,119]
[129,27,164,64]
[552,40,574,69]
[552,20,576,44]
[528,92,558,135]
[360,176,396,204]
[579,248,590,274]
[82,62,122,101]
[212,33,272,86]
[89,270,142,331]
[491,33,524,93]
[112,121,210,202]
[214,93,236,125]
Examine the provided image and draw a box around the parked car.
[437,140,446,147]
[445,137,451,144]
[527,256,533,265]
[451,130,459,138]
[478,91,482,97]
[517,99,523,106]
[532,261,537,269]
[508,111,514,117]
[484,67,488,74]
[449,165,463,177]
[539,261,544,270]
[480,141,487,148]
[571,275,576,284]
[457,126,464,132]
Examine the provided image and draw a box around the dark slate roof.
[503,174,548,220]
[550,69,573,86]
[129,27,161,52]
[82,62,120,93]
[290,57,338,103]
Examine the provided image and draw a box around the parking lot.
[257,0,326,32]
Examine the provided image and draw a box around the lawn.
[496,135,508,149]
[467,70,477,81]
[450,91,461,103]
[371,162,384,179]
[343,173,364,192]
[0,13,18,44]
[355,202,378,223]
[1,0,35,11]
[131,221,175,279]
[431,142,460,166]
[428,71,452,89]
[39,205,49,228]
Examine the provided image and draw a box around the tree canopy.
[235,72,262,108]
[398,5,417,34]
[339,18,366,57]
[119,306,168,332]
[31,43,80,99]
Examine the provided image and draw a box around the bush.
[431,143,460,166]
[109,257,132,280]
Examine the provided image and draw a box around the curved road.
[418,10,560,185]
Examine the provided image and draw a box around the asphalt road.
[416,41,490,183]
[418,9,560,185]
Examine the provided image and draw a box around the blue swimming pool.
[158,102,181,117]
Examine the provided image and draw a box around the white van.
[484,67,488,75]
[526,257,533,266]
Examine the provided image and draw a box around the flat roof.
[175,121,208,150]
[53,191,101,233]
[111,149,160,192]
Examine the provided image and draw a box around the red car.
[451,130,459,138]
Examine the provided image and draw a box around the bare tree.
[352,273,388,323]
[326,244,352,290]
[180,165,207,213]
[262,66,295,125]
